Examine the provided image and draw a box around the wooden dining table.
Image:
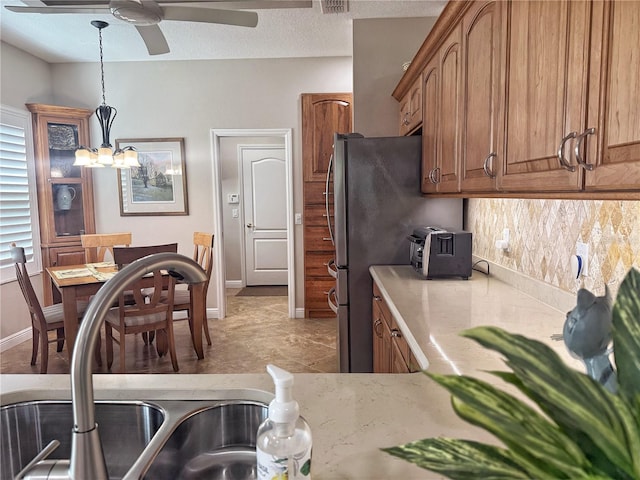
[46,262,206,362]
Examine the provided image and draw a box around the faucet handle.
[15,440,61,479]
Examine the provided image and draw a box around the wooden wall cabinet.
[372,283,418,374]
[421,22,463,193]
[459,0,502,192]
[398,76,423,136]
[395,0,640,198]
[582,0,640,191]
[301,93,352,318]
[498,0,591,192]
[27,103,96,305]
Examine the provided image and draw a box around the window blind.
[0,106,39,277]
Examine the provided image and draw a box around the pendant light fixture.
[74,20,139,169]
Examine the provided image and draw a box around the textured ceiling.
[0,0,446,63]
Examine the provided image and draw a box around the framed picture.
[116,138,189,216]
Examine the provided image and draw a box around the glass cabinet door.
[47,121,87,238]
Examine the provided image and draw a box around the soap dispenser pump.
[256,364,312,479]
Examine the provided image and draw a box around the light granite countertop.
[0,373,493,480]
[1,265,585,479]
[370,265,583,379]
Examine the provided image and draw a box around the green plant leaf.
[462,326,636,479]
[383,437,529,480]
[612,268,640,401]
[610,267,640,477]
[426,373,593,478]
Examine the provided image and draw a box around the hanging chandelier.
[74,20,139,169]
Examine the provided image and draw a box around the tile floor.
[0,291,338,375]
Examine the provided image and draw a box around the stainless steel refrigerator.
[326,133,463,373]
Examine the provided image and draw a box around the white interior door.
[241,146,288,285]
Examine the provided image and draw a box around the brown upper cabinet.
[460,0,502,192]
[498,0,591,192]
[398,76,423,136]
[394,0,640,198]
[583,0,640,191]
[420,22,463,193]
[302,93,352,183]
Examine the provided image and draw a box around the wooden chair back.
[113,243,178,267]
[10,244,46,331]
[192,232,214,285]
[81,232,132,263]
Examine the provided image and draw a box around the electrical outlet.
[576,242,589,276]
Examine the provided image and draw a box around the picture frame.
[116,138,189,216]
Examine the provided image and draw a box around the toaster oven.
[408,227,472,279]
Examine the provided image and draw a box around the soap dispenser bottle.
[257,364,312,479]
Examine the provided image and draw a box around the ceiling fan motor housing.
[110,0,162,26]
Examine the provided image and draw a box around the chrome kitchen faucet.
[17,253,207,480]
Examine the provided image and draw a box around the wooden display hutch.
[27,103,96,305]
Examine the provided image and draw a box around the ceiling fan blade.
[193,1,312,9]
[135,24,170,55]
[155,0,312,7]
[162,6,258,27]
[5,5,108,14]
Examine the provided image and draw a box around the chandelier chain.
[98,26,106,106]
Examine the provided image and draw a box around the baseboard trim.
[295,308,305,318]
[0,328,31,353]
[225,280,243,289]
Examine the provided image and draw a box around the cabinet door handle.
[402,112,411,126]
[557,131,577,172]
[482,152,497,178]
[575,127,596,171]
[374,318,383,337]
[391,329,401,338]
[431,167,441,184]
[373,295,381,301]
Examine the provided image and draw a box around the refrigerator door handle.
[326,258,337,278]
[324,153,335,246]
[327,287,338,314]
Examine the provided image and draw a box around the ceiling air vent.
[321,0,349,14]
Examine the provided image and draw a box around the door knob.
[246,223,253,228]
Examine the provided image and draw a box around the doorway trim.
[210,128,294,319]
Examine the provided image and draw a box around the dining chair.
[172,232,215,346]
[11,243,91,374]
[81,232,132,263]
[106,244,179,373]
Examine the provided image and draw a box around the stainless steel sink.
[1,397,270,480]
[0,400,165,480]
[143,401,268,480]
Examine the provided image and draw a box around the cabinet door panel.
[585,0,640,191]
[461,1,501,192]
[438,23,463,193]
[499,1,589,191]
[302,93,352,182]
[421,60,439,193]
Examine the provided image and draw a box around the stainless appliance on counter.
[408,226,473,279]
[326,133,463,373]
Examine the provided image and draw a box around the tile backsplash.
[467,199,640,297]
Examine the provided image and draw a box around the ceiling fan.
[5,0,313,55]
